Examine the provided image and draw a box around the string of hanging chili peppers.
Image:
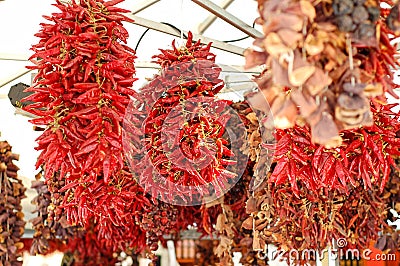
[22,0,152,253]
[123,32,246,206]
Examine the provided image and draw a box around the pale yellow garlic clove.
[364,83,383,97]
[289,65,316,87]
[305,68,332,95]
[311,112,342,148]
[300,0,316,22]
[264,32,292,57]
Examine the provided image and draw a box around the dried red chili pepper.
[122,32,242,206]
[22,0,158,253]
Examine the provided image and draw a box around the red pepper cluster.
[123,32,238,204]
[270,103,400,196]
[23,0,153,252]
[22,230,121,266]
[24,0,137,184]
[243,103,400,264]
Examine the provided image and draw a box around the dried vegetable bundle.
[245,0,399,147]
[29,171,82,255]
[21,0,155,253]
[375,158,400,253]
[205,102,265,266]
[243,104,400,264]
[123,32,242,205]
[0,141,26,266]
[22,0,140,228]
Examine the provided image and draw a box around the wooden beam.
[191,0,263,39]
[125,14,246,55]
[131,0,160,14]
[197,0,234,34]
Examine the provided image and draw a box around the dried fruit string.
[245,0,399,147]
[0,141,26,266]
[29,169,84,255]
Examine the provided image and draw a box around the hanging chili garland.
[123,32,241,205]
[22,0,141,228]
[242,104,400,264]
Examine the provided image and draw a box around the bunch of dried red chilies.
[124,32,238,204]
[23,0,150,252]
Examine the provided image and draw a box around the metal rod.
[191,0,263,39]
[136,61,261,73]
[0,69,32,90]
[197,0,234,34]
[0,53,31,61]
[131,0,160,14]
[125,14,246,55]
[0,58,260,74]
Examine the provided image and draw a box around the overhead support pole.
[191,0,263,39]
[0,53,31,62]
[0,69,32,90]
[197,0,234,34]
[136,61,262,74]
[131,0,160,14]
[125,14,246,55]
